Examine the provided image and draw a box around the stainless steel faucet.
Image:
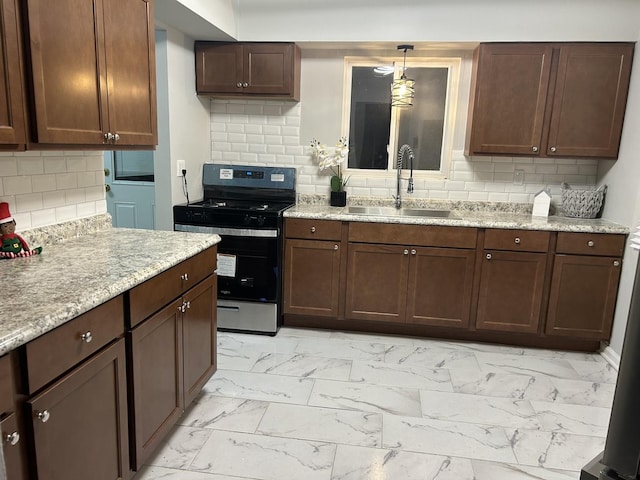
[394,144,415,208]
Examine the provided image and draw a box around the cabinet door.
[345,244,409,323]
[243,43,296,96]
[25,0,108,144]
[130,299,183,470]
[467,43,552,156]
[183,276,217,407]
[195,43,243,94]
[407,247,475,328]
[27,339,129,480]
[283,239,342,317]
[546,44,633,158]
[103,0,157,145]
[1,413,26,480]
[546,255,622,339]
[476,251,547,333]
[0,0,26,146]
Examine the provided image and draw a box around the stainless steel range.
[173,164,296,334]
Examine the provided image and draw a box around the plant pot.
[330,190,347,207]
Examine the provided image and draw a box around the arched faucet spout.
[395,144,415,208]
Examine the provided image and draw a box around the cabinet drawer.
[556,232,625,256]
[129,247,217,327]
[285,218,342,241]
[349,223,477,249]
[484,229,550,252]
[0,354,14,414]
[25,295,124,393]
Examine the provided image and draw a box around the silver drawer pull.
[36,410,50,423]
[587,240,595,247]
[310,226,316,233]
[181,273,189,281]
[532,146,538,152]
[486,253,492,260]
[514,237,521,244]
[5,431,19,446]
[333,244,339,251]
[411,249,417,255]
[403,249,409,255]
[614,260,620,267]
[81,331,93,343]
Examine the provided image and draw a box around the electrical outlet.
[514,169,525,185]
[177,160,186,177]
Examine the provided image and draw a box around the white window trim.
[341,56,461,181]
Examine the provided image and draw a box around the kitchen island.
[0,223,220,480]
[283,201,629,352]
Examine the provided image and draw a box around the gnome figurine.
[0,202,42,258]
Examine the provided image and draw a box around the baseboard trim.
[600,342,621,370]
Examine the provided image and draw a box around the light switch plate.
[514,169,524,185]
[177,160,186,177]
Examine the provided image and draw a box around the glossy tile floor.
[134,327,619,480]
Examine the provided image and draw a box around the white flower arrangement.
[310,137,349,192]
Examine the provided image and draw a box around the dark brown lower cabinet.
[476,251,547,333]
[546,255,622,339]
[283,238,342,317]
[27,339,129,480]
[1,412,26,480]
[129,275,217,470]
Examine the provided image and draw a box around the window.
[343,57,460,177]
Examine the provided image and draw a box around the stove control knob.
[256,216,265,226]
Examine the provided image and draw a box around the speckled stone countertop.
[0,227,220,356]
[285,199,629,234]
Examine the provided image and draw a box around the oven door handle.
[175,224,279,238]
[217,305,240,312]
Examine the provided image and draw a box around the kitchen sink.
[346,206,458,218]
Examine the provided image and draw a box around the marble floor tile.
[449,369,615,408]
[218,331,300,354]
[329,330,420,346]
[145,426,212,469]
[308,379,422,417]
[507,428,606,471]
[257,403,382,447]
[178,394,269,433]
[384,345,481,370]
[383,415,518,463]
[331,444,475,480]
[134,465,259,479]
[216,346,262,371]
[294,337,387,362]
[189,430,336,480]
[471,460,579,479]
[420,391,542,429]
[350,360,453,391]
[277,327,333,338]
[203,370,314,404]
[250,352,352,380]
[568,359,620,384]
[474,352,583,380]
[530,401,610,436]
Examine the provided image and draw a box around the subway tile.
[0,157,18,176]
[4,176,32,195]
[17,156,44,175]
[15,193,43,212]
[31,174,57,193]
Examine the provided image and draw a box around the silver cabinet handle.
[80,331,92,343]
[550,146,557,153]
[113,133,120,142]
[411,249,417,255]
[532,146,538,152]
[104,132,114,142]
[614,260,620,267]
[403,249,409,255]
[236,82,242,88]
[36,410,50,423]
[185,301,191,310]
[243,82,249,88]
[514,237,521,244]
[486,253,492,260]
[5,432,19,446]
[310,226,316,233]
[333,244,339,251]
[587,240,595,247]
[181,273,189,281]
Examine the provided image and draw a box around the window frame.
[341,56,461,180]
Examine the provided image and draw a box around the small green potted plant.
[310,137,349,206]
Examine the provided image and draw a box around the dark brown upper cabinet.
[195,42,301,101]
[466,42,634,159]
[23,0,157,147]
[0,0,27,149]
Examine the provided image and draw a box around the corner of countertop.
[20,213,113,248]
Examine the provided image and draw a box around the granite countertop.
[0,228,220,356]
[284,203,629,234]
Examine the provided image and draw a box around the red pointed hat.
[0,202,13,224]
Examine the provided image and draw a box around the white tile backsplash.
[208,99,598,206]
[0,151,106,230]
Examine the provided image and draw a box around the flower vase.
[330,190,347,207]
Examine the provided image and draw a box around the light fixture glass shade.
[391,74,415,107]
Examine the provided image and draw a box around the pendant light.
[391,44,415,107]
